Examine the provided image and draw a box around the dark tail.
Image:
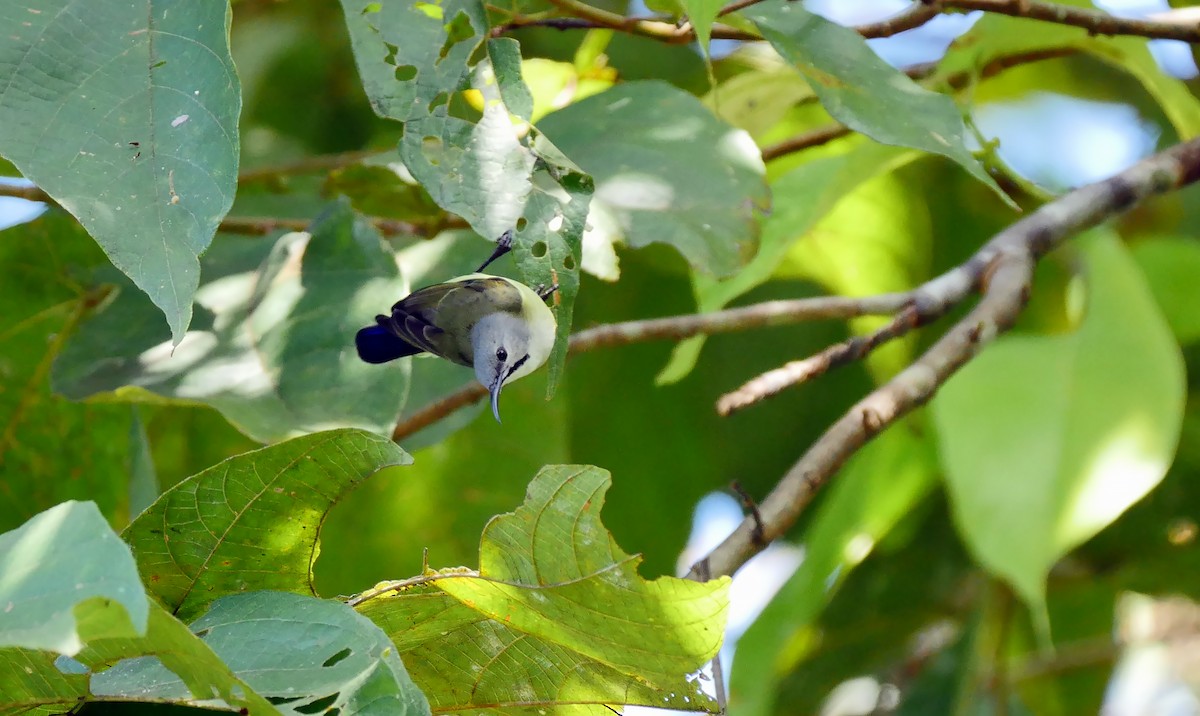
[355,325,424,364]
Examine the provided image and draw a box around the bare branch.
[760,125,854,163]
[237,149,383,184]
[0,184,440,237]
[939,0,1200,43]
[855,3,942,39]
[686,136,1200,581]
[390,294,912,442]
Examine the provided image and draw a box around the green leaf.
[0,215,129,531]
[538,81,768,277]
[487,38,534,122]
[658,141,918,384]
[340,1,592,394]
[0,601,278,714]
[682,0,724,58]
[0,1,241,342]
[729,425,938,716]
[124,429,411,621]
[0,501,148,656]
[128,407,159,519]
[95,592,430,716]
[356,465,730,713]
[53,201,411,443]
[1131,237,1200,345]
[935,12,1200,139]
[340,0,488,123]
[73,600,279,714]
[512,141,592,396]
[741,1,1014,208]
[705,67,815,140]
[933,231,1186,619]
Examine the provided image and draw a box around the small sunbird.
[355,273,557,423]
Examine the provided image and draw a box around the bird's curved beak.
[488,374,504,423]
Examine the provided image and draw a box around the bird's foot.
[475,229,515,273]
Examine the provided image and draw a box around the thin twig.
[760,125,854,163]
[939,0,1200,43]
[390,294,912,442]
[855,3,942,38]
[0,184,435,237]
[237,149,383,183]
[685,136,1200,581]
[718,304,926,416]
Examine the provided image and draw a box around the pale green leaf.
[538,81,768,277]
[1132,236,1200,345]
[0,601,278,714]
[340,0,488,122]
[53,201,410,443]
[741,1,1014,207]
[0,1,241,342]
[0,501,147,656]
[682,0,724,57]
[124,429,411,621]
[933,231,1186,616]
[95,592,429,716]
[127,407,159,519]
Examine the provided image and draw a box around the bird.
[356,273,557,423]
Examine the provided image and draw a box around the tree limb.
[686,135,1200,581]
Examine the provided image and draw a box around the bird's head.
[471,313,534,423]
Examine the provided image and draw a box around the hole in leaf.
[322,648,352,668]
[421,136,442,166]
[194,628,211,639]
[428,92,450,112]
[438,11,475,62]
[515,217,527,231]
[382,42,398,65]
[562,254,576,270]
[361,2,381,13]
[296,693,340,714]
[531,241,547,258]
[394,64,417,82]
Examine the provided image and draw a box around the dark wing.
[384,278,522,364]
[355,324,424,364]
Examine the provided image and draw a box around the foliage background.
[2,0,1200,714]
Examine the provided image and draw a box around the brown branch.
[237,149,382,184]
[0,184,431,237]
[390,293,913,442]
[939,0,1200,43]
[685,136,1200,581]
[760,125,854,163]
[717,304,926,416]
[855,3,942,39]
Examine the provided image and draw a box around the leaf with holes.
[0,0,241,342]
[93,592,430,716]
[52,200,410,443]
[356,465,731,713]
[1,600,278,714]
[123,429,411,621]
[340,0,487,122]
[741,1,1014,208]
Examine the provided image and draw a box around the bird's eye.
[496,347,507,362]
